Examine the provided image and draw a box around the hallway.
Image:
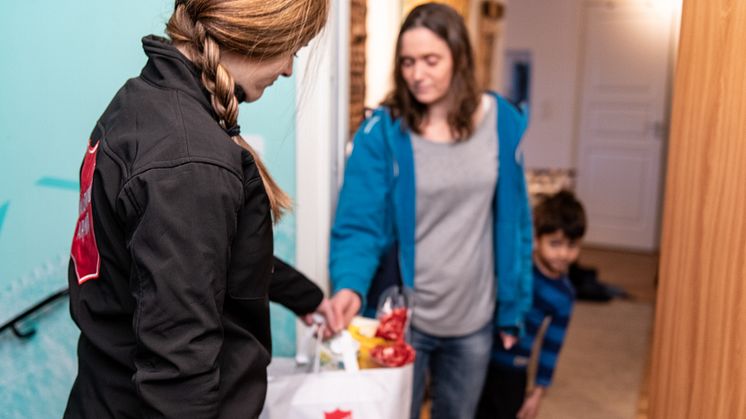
[537,247,658,419]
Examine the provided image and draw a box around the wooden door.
[648,0,746,416]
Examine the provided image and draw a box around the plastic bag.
[370,286,416,367]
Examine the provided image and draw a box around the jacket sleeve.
[535,304,573,387]
[511,164,534,331]
[496,97,534,334]
[122,162,242,419]
[329,112,392,304]
[518,166,534,324]
[270,257,323,316]
[496,163,534,334]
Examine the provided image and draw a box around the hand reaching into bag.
[329,289,362,330]
[302,298,341,339]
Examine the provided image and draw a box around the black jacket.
[64,36,322,419]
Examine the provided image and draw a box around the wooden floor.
[545,246,658,419]
[580,247,658,418]
[419,246,658,419]
[578,247,659,303]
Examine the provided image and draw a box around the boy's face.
[534,230,582,278]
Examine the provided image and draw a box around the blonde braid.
[170,4,291,222]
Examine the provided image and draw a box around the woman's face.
[221,50,296,102]
[399,27,454,107]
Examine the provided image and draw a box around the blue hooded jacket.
[330,92,533,333]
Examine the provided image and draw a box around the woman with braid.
[64,1,331,418]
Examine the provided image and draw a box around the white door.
[575,0,674,251]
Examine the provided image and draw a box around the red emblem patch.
[70,141,101,284]
[324,408,353,419]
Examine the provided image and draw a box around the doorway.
[574,0,676,251]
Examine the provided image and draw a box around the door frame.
[295,0,349,292]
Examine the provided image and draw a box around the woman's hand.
[302,298,340,339]
[329,289,362,330]
[516,387,544,419]
[500,332,518,350]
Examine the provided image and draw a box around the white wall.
[296,0,349,293]
[503,0,583,170]
[503,0,682,170]
[294,0,349,352]
[365,0,402,108]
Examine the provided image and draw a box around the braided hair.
[166,0,329,222]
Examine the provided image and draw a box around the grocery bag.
[259,357,413,419]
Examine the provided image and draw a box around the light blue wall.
[0,2,299,417]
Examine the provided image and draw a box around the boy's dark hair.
[533,190,587,240]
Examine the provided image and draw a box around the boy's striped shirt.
[491,265,575,387]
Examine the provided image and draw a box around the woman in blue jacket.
[329,3,533,418]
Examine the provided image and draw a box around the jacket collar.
[139,35,248,116]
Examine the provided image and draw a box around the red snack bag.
[369,286,416,367]
[370,341,416,367]
[375,307,408,341]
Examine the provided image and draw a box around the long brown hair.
[166,0,329,222]
[383,2,480,141]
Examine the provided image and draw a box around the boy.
[476,190,586,419]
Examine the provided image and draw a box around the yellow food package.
[348,317,387,369]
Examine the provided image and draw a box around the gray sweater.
[410,95,498,336]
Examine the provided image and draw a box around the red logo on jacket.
[70,141,101,284]
[324,408,353,419]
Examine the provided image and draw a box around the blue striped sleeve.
[535,310,572,387]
